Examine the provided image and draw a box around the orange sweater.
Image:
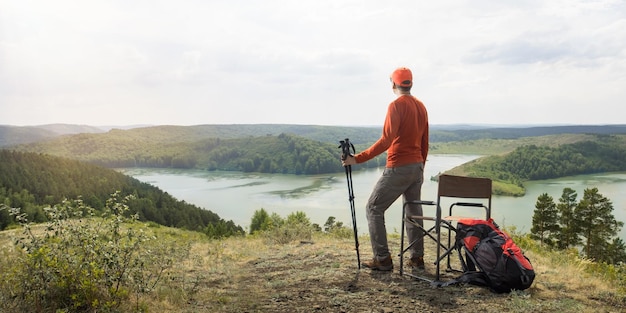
[355,94,429,167]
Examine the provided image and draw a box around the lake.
[120,154,626,240]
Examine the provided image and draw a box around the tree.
[575,187,624,262]
[249,208,272,234]
[324,216,344,232]
[530,193,560,248]
[556,188,581,249]
[605,238,626,264]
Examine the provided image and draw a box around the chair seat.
[442,216,470,221]
[407,215,468,222]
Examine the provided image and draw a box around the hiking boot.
[362,256,393,271]
[407,256,425,270]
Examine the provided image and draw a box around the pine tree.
[531,193,560,247]
[575,187,624,262]
[556,188,581,249]
[605,238,626,264]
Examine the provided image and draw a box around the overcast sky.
[1,0,625,127]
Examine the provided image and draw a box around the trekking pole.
[339,138,360,269]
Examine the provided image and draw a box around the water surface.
[121,155,626,239]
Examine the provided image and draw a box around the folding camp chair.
[399,174,492,282]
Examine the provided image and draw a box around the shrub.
[253,210,314,244]
[263,222,313,244]
[0,192,190,312]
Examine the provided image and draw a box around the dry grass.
[139,229,624,313]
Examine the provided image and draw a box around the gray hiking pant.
[366,162,424,261]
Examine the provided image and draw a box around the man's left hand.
[342,155,356,166]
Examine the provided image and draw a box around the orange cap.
[390,67,412,87]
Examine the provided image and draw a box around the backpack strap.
[433,271,490,288]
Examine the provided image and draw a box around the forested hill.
[448,134,626,196]
[0,150,244,236]
[11,132,385,174]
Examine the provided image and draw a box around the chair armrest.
[405,200,436,206]
[406,216,437,221]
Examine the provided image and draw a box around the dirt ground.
[223,250,510,313]
[180,234,624,313]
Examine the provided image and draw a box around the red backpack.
[440,218,535,293]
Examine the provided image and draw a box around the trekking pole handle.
[338,138,355,161]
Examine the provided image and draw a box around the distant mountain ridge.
[0,124,104,146]
[430,124,626,142]
[2,123,626,148]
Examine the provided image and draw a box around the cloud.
[463,0,626,67]
[1,0,625,126]
[466,24,626,66]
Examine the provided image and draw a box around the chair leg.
[435,216,441,281]
[399,200,439,282]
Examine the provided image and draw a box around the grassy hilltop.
[0,216,623,312]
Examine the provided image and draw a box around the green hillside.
[446,134,626,196]
[0,150,243,236]
[11,132,382,174]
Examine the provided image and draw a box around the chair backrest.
[438,174,492,198]
[437,174,492,219]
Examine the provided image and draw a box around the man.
[341,67,429,271]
